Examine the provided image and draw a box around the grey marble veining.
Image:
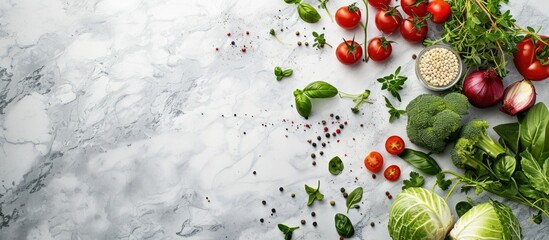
[1,0,549,239]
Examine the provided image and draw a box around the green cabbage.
[388,187,454,240]
[449,199,522,240]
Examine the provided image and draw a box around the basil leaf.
[455,201,473,217]
[274,66,283,76]
[328,156,344,175]
[521,150,549,195]
[297,3,321,23]
[494,122,520,154]
[519,102,549,163]
[282,69,293,77]
[293,90,311,117]
[305,180,323,206]
[493,155,516,181]
[345,187,363,213]
[278,224,290,233]
[334,213,354,238]
[302,81,338,98]
[284,0,301,4]
[398,148,441,175]
[277,224,299,240]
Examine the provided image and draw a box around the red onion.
[462,68,504,108]
[500,79,536,116]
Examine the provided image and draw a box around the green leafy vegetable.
[293,90,311,118]
[493,122,520,154]
[521,150,549,195]
[305,180,324,206]
[284,0,301,4]
[493,154,517,181]
[384,97,406,122]
[278,224,299,240]
[269,29,286,45]
[334,213,354,238]
[328,156,344,175]
[436,172,452,191]
[312,31,332,49]
[339,90,373,113]
[519,102,549,163]
[388,188,453,240]
[346,187,363,213]
[302,81,338,98]
[402,172,425,190]
[377,66,407,102]
[297,3,321,23]
[317,0,333,22]
[398,148,442,176]
[455,201,473,217]
[274,66,293,81]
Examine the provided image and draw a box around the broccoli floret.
[406,93,469,153]
[460,119,506,158]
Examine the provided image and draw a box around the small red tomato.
[400,16,428,43]
[384,165,401,181]
[375,6,403,34]
[368,37,393,62]
[401,0,429,17]
[336,39,363,65]
[385,135,405,155]
[335,3,362,30]
[368,0,391,9]
[364,151,384,172]
[513,36,549,81]
[427,0,451,24]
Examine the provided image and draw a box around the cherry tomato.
[335,3,362,30]
[368,0,391,9]
[400,16,428,43]
[427,0,451,24]
[401,0,428,17]
[364,151,384,172]
[336,39,363,65]
[513,36,549,81]
[375,6,403,34]
[384,165,401,181]
[385,135,405,155]
[368,37,393,62]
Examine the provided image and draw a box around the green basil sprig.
[277,224,299,240]
[305,180,324,206]
[328,156,344,175]
[284,0,300,4]
[294,90,312,118]
[334,213,354,238]
[274,66,293,81]
[398,148,442,176]
[293,81,337,118]
[297,3,321,23]
[345,187,363,213]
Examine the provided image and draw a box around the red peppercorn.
[215,48,219,51]
[336,129,341,134]
[246,31,250,35]
[227,32,231,36]
[388,194,393,199]
[241,48,246,52]
[323,127,328,132]
[372,173,376,179]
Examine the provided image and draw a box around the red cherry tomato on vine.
[368,0,391,9]
[364,151,384,172]
[384,165,401,181]
[335,3,362,30]
[336,39,363,65]
[427,0,451,24]
[368,37,393,62]
[375,6,403,34]
[385,135,405,155]
[513,35,549,81]
[400,16,428,43]
[401,0,429,17]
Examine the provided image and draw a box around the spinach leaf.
[398,148,442,175]
[346,187,363,213]
[305,180,324,206]
[455,201,473,217]
[520,150,549,195]
[494,122,520,154]
[493,155,516,181]
[277,224,299,240]
[328,156,344,175]
[519,102,549,163]
[302,81,338,98]
[402,171,425,190]
[293,90,311,118]
[297,3,321,23]
[334,213,354,238]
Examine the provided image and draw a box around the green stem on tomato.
[361,0,369,62]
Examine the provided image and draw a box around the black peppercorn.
[339,124,344,129]
[343,192,348,198]
[279,187,284,192]
[322,142,326,147]
[312,142,317,147]
[325,133,330,138]
[312,161,316,166]
[335,115,340,120]
[317,136,321,141]
[300,219,306,225]
[260,218,264,223]
[271,208,276,213]
[311,153,316,159]
[313,221,317,227]
[262,200,266,205]
[340,187,345,193]
[370,222,375,227]
[311,212,316,217]
[319,151,324,156]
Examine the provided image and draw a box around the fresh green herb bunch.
[425,0,544,77]
[377,66,407,102]
[312,32,332,49]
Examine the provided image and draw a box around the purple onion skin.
[500,79,536,116]
[463,68,504,108]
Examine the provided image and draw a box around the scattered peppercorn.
[360,124,364,127]
[243,132,246,135]
[323,127,328,132]
[262,200,266,205]
[330,113,334,117]
[344,121,348,125]
[319,151,324,156]
[339,124,344,129]
[291,193,296,198]
[412,54,417,60]
[296,31,300,36]
[227,32,231,36]
[332,132,336,137]
[279,187,284,192]
[313,222,318,227]
[321,120,326,125]
[260,218,264,223]
[340,187,346,193]
[271,208,276,213]
[231,41,235,45]
[385,191,390,196]
[324,133,329,138]
[301,219,306,225]
[370,222,375,227]
[330,200,336,206]
[343,192,349,198]
[322,142,326,147]
[307,139,312,144]
[246,31,250,35]
[317,136,321,141]
[241,48,246,53]
[253,171,256,175]
[312,161,316,166]
[335,115,340,120]
[297,41,302,46]
[311,153,316,159]
[372,174,376,179]
[215,47,219,51]
[311,212,316,217]
[336,129,341,134]
[388,194,393,200]
[312,142,317,147]
[304,42,309,46]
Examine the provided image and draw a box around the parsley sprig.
[312,32,333,49]
[384,97,406,122]
[317,0,333,22]
[402,172,425,190]
[377,66,407,102]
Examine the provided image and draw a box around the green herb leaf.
[284,0,301,4]
[293,90,312,118]
[377,66,407,102]
[282,69,293,77]
[334,213,354,238]
[455,201,473,217]
[302,81,338,98]
[312,31,332,49]
[402,171,425,190]
[519,102,549,163]
[520,150,549,195]
[277,224,299,240]
[275,66,293,81]
[493,155,516,181]
[345,187,363,213]
[328,156,344,175]
[398,148,441,175]
[436,172,452,191]
[304,180,323,206]
[493,122,520,154]
[297,3,321,23]
[384,97,406,122]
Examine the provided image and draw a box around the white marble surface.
[1,0,549,239]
